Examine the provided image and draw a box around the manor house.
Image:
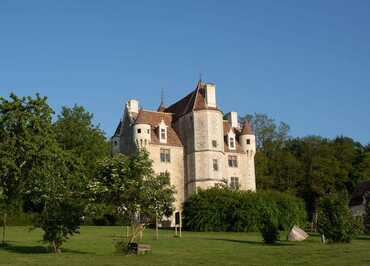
[112,81,256,224]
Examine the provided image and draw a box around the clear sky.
[1,1,369,144]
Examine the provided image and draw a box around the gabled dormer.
[158,119,168,144]
[227,128,236,150]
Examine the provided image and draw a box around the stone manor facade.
[112,81,256,223]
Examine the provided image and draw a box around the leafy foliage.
[183,187,307,233]
[317,194,356,243]
[54,105,109,178]
[90,150,175,247]
[0,93,86,251]
[242,113,370,219]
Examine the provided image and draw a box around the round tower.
[190,83,225,193]
[240,121,256,191]
[133,123,151,149]
[240,121,256,156]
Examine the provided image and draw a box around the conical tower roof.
[241,121,253,135]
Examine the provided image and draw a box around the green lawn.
[0,226,369,266]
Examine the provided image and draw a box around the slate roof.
[350,181,370,206]
[241,121,254,135]
[164,81,219,120]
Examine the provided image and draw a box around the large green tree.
[54,105,109,178]
[90,150,175,247]
[0,93,55,244]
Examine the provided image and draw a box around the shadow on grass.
[197,237,293,246]
[0,243,90,254]
[356,236,370,241]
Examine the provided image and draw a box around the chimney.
[205,83,216,108]
[126,99,139,115]
[227,112,239,128]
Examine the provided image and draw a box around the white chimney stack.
[227,112,239,128]
[205,83,216,108]
[126,99,139,114]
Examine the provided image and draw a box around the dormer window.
[228,129,236,150]
[158,119,167,143]
[161,128,166,140]
[230,137,235,149]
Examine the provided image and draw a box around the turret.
[133,110,151,149]
[240,121,256,157]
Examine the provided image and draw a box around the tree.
[54,105,109,178]
[144,172,175,240]
[317,194,355,243]
[25,148,86,253]
[241,113,290,149]
[0,93,55,245]
[90,150,175,250]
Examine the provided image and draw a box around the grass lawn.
[0,226,369,266]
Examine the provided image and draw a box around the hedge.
[183,187,307,232]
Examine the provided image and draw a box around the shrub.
[261,191,307,230]
[183,187,307,233]
[317,194,355,243]
[259,202,280,243]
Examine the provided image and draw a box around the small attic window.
[159,119,168,143]
[161,128,166,139]
[229,137,235,149]
[247,139,251,145]
[212,140,217,148]
[137,128,141,134]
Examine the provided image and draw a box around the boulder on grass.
[288,225,309,241]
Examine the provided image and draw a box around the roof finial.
[160,88,164,106]
[199,72,203,83]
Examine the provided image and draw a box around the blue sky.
[1,1,369,144]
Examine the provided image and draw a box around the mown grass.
[0,226,369,266]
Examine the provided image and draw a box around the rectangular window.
[230,177,239,190]
[137,128,141,134]
[160,128,166,140]
[230,137,235,149]
[160,148,171,163]
[213,159,218,171]
[212,140,218,148]
[228,155,238,167]
[247,139,251,145]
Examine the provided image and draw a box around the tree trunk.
[51,240,61,254]
[2,213,7,245]
[155,216,159,240]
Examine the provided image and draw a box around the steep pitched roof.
[133,109,183,147]
[241,121,254,135]
[113,121,122,137]
[164,81,219,119]
[350,181,370,206]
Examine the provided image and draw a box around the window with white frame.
[228,129,236,150]
[158,119,167,143]
[229,137,235,149]
[230,177,239,190]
